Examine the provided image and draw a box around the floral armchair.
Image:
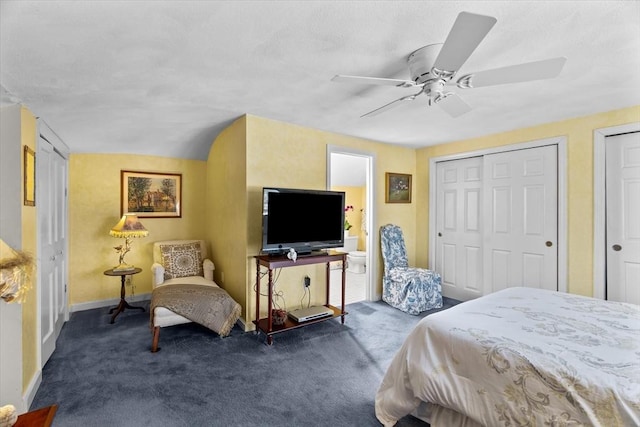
[380,224,442,315]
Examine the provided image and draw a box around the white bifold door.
[435,145,558,301]
[38,132,68,366]
[605,132,640,304]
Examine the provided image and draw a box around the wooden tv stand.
[253,251,347,345]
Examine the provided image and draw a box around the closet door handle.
[545,241,553,247]
[612,244,622,251]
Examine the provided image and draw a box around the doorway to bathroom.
[326,147,376,306]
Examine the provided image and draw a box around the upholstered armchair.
[379,224,442,315]
[150,240,241,352]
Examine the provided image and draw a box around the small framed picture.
[385,172,412,204]
[23,146,36,206]
[121,170,182,218]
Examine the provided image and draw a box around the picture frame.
[385,172,412,204]
[23,146,35,206]
[120,170,182,218]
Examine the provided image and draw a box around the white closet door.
[606,131,640,304]
[435,157,484,300]
[483,145,557,293]
[38,136,67,366]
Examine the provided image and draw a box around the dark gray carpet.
[31,297,459,426]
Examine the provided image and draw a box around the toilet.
[347,251,366,273]
[342,236,366,274]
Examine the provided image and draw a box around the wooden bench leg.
[151,326,160,352]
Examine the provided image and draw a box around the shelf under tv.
[253,304,347,336]
[253,251,347,345]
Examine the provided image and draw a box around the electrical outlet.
[304,276,311,288]
[125,277,132,286]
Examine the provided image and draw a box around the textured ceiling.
[1,1,639,160]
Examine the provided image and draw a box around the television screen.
[262,187,345,254]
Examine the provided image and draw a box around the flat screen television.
[261,187,345,255]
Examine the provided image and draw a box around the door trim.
[326,145,378,301]
[428,136,568,294]
[593,122,640,299]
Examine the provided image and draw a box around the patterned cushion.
[160,242,203,279]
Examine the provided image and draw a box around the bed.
[375,287,640,426]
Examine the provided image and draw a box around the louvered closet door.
[483,145,558,293]
[435,157,484,301]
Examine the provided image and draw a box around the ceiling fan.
[332,12,566,118]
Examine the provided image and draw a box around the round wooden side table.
[103,267,144,323]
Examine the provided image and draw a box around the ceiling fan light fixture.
[332,12,565,119]
[423,80,446,98]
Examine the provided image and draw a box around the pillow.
[160,242,203,279]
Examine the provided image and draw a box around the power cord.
[254,267,282,296]
[300,285,311,309]
[254,267,287,311]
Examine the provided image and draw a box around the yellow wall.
[244,115,331,321]
[68,154,207,304]
[62,107,640,325]
[205,116,248,318]
[416,105,640,297]
[64,116,416,329]
[19,107,38,395]
[242,115,417,325]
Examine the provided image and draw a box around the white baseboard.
[236,317,250,332]
[23,369,41,411]
[70,293,151,312]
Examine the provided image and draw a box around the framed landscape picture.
[121,170,182,218]
[385,172,412,203]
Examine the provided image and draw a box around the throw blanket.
[151,284,241,337]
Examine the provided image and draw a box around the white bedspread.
[375,287,640,427]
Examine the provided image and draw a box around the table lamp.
[109,213,149,272]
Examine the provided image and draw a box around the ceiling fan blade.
[433,12,497,73]
[332,75,416,88]
[456,57,567,88]
[435,93,472,118]
[361,94,417,118]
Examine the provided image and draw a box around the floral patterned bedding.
[375,287,640,427]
